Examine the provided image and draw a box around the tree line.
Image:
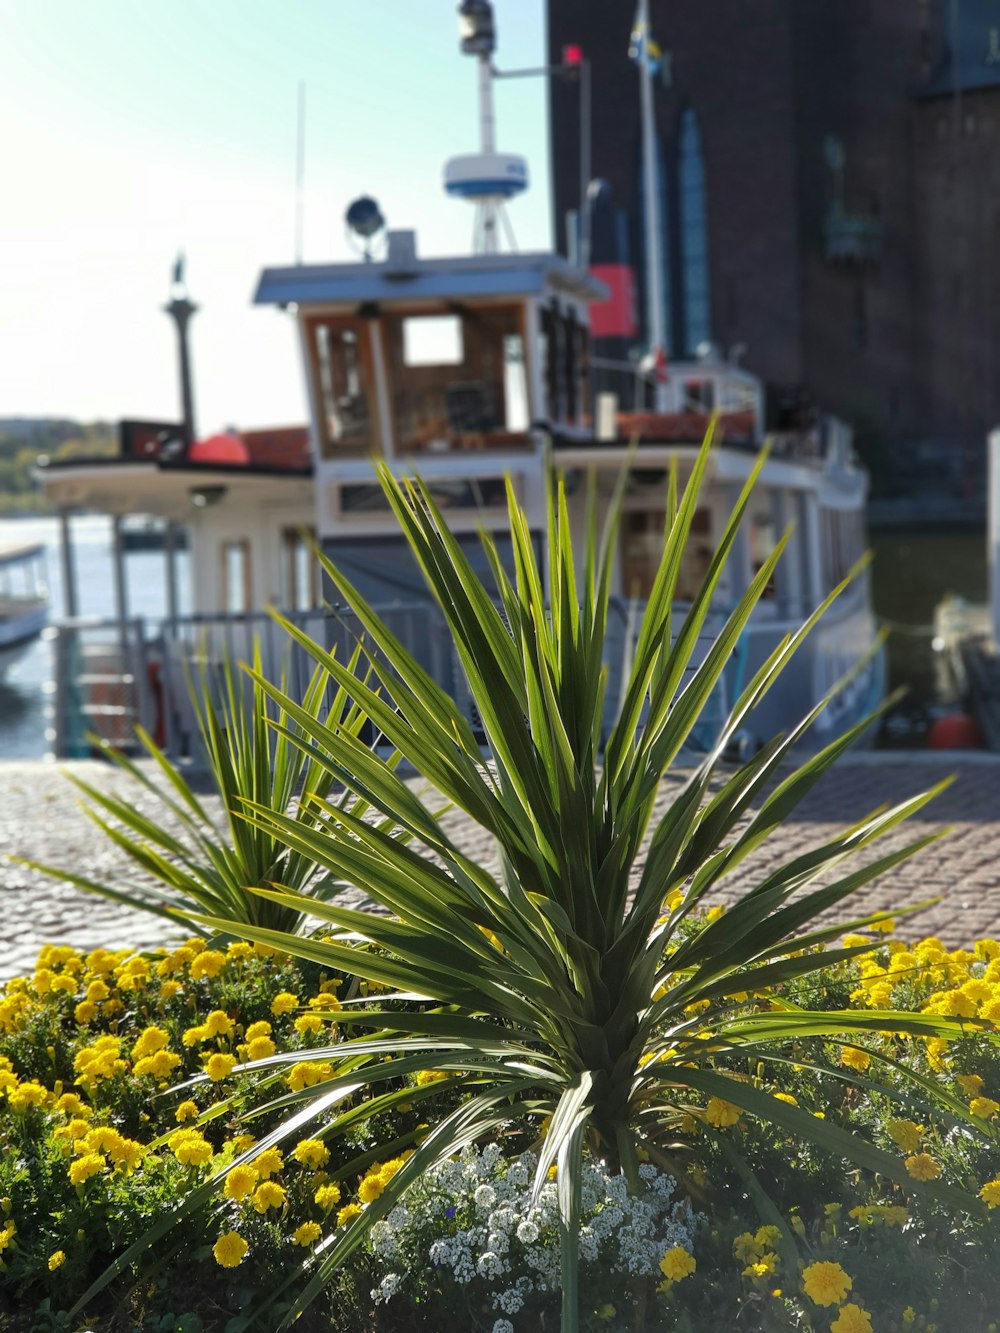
[0,420,115,514]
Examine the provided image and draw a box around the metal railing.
[45,599,747,762]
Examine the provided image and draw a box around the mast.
[637,0,668,408]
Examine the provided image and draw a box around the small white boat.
[0,542,49,678]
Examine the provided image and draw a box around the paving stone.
[0,752,997,983]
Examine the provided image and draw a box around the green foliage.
[78,429,993,1330]
[0,420,115,514]
[19,647,374,935]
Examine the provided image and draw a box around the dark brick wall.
[547,0,1000,499]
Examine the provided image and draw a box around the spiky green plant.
[21,646,373,935]
[72,429,993,1331]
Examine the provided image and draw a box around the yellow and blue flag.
[628,10,662,74]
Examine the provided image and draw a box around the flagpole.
[637,0,668,408]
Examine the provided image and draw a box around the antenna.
[295,81,306,264]
[444,1,528,253]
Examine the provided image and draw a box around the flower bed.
[1,923,998,1332]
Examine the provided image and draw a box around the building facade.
[547,0,1000,509]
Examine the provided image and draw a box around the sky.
[0,1,551,433]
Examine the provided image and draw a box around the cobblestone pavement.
[1,752,998,982]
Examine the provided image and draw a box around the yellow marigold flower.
[831,1304,874,1333]
[287,1061,324,1091]
[205,1053,237,1082]
[957,1073,985,1097]
[54,1093,88,1118]
[32,968,55,995]
[704,1096,741,1128]
[292,1221,323,1247]
[905,1152,942,1181]
[979,1177,1000,1207]
[175,1100,199,1123]
[251,1181,286,1213]
[69,1153,106,1187]
[47,1249,66,1271]
[231,1133,256,1154]
[224,1165,258,1202]
[170,1132,213,1167]
[57,1118,91,1142]
[309,992,342,1011]
[293,1014,324,1036]
[245,1020,272,1041]
[74,1001,98,1024]
[887,1119,924,1153]
[102,998,124,1018]
[252,1146,284,1179]
[9,1081,50,1111]
[84,948,118,975]
[160,979,182,1000]
[733,1232,761,1262]
[271,992,299,1015]
[839,1047,871,1073]
[358,1175,385,1204]
[981,996,1000,1023]
[245,1036,276,1062]
[182,1025,209,1047]
[802,1260,852,1307]
[970,1096,1000,1119]
[659,1245,696,1281]
[133,1050,182,1080]
[336,1202,362,1227]
[0,1221,15,1251]
[131,1026,169,1060]
[213,1231,248,1268]
[664,888,684,912]
[112,1137,144,1172]
[227,941,253,959]
[190,951,226,981]
[902,1308,917,1325]
[315,1182,342,1210]
[292,1138,330,1169]
[743,1253,778,1279]
[204,1010,235,1037]
[416,1069,448,1086]
[705,905,725,923]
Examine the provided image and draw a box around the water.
[0,514,189,759]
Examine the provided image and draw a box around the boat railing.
[45,598,750,762]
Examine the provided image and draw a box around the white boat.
[0,542,49,678]
[33,5,883,758]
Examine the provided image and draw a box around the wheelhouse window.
[539,304,589,426]
[382,304,528,453]
[308,316,377,457]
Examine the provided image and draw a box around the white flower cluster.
[366,1140,701,1323]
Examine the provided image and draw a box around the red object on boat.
[188,432,251,465]
[928,714,983,749]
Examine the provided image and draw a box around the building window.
[281,527,317,611]
[678,108,711,355]
[222,540,251,614]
